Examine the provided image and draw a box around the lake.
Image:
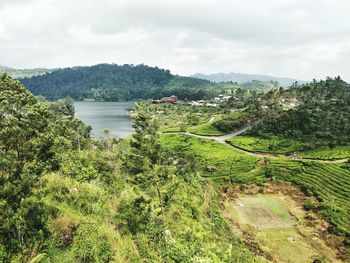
[74,101,134,139]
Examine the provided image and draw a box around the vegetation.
[187,117,225,136]
[227,136,310,154]
[248,77,350,145]
[299,146,350,160]
[263,159,350,237]
[1,74,268,262]
[19,64,220,102]
[158,134,263,183]
[3,71,350,261]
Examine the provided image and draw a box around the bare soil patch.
[220,182,346,263]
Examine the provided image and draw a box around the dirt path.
[162,124,349,163]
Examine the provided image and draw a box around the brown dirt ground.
[219,181,349,262]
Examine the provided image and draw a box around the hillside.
[0,74,268,262]
[0,65,55,78]
[2,73,350,262]
[247,77,350,145]
[192,72,307,86]
[19,64,219,101]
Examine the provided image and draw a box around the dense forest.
[19,64,220,101]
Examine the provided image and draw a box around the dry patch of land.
[220,183,345,263]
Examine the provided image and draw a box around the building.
[152,95,178,104]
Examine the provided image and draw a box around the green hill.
[19,64,219,101]
[247,77,350,145]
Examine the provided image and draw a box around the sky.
[1,0,350,81]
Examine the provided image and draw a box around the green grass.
[187,118,225,136]
[235,195,296,228]
[228,136,350,160]
[300,146,350,160]
[159,134,263,183]
[257,228,318,263]
[227,136,308,154]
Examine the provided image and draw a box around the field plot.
[235,196,296,229]
[187,117,225,136]
[228,136,350,160]
[227,136,308,154]
[159,134,262,182]
[224,194,341,263]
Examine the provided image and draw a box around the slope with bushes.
[0,74,267,262]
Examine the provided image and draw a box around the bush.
[71,225,114,262]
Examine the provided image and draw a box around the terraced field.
[159,134,263,183]
[228,136,350,161]
[265,159,350,235]
[300,146,350,160]
[227,136,309,154]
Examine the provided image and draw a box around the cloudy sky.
[1,0,350,81]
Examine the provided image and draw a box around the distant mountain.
[18,64,219,101]
[0,66,56,78]
[191,72,307,87]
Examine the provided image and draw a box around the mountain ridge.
[191,72,307,86]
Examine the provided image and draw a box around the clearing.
[221,184,343,263]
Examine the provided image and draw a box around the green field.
[187,116,225,136]
[227,136,308,154]
[300,146,350,160]
[159,134,263,183]
[228,136,350,160]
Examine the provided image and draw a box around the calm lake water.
[74,101,134,139]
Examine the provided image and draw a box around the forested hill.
[19,64,218,101]
[248,77,350,145]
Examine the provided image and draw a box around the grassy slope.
[227,136,309,154]
[299,146,350,160]
[37,148,268,262]
[228,136,350,160]
[187,116,225,136]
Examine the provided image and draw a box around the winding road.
[162,123,349,164]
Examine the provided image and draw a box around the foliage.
[248,77,350,145]
[227,136,310,154]
[159,134,262,183]
[263,159,350,236]
[212,111,256,133]
[20,64,220,101]
[0,74,92,261]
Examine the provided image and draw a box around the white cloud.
[0,0,350,81]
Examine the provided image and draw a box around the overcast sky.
[1,0,350,81]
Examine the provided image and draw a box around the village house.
[152,95,178,104]
[214,94,232,102]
